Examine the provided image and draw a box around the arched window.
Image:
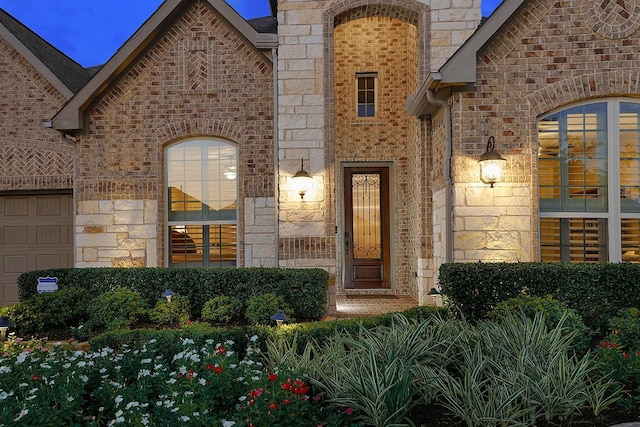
[538,99,640,262]
[166,138,237,267]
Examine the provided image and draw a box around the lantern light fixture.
[292,158,313,200]
[270,309,289,327]
[0,316,13,342]
[162,289,175,303]
[478,136,506,188]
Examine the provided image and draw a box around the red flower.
[345,407,353,415]
[283,399,291,405]
[269,402,278,410]
[623,352,629,359]
[268,373,278,382]
[250,388,264,398]
[636,350,640,356]
[213,366,223,374]
[614,330,621,335]
[206,364,214,371]
[216,345,227,355]
[30,374,42,381]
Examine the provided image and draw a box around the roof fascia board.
[53,0,271,131]
[439,0,526,83]
[0,24,74,99]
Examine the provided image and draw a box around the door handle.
[344,231,350,256]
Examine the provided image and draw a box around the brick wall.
[447,0,640,263]
[75,0,274,267]
[0,37,72,192]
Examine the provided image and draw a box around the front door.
[343,166,391,289]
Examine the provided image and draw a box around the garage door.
[0,193,74,306]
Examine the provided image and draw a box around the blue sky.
[0,0,503,67]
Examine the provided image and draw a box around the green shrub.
[18,267,328,322]
[433,311,621,426]
[201,295,243,323]
[488,294,592,354]
[245,293,291,326]
[0,287,91,336]
[595,308,640,407]
[86,287,147,331]
[148,294,191,327]
[439,262,640,332]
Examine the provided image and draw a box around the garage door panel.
[4,255,27,273]
[37,226,61,244]
[2,198,28,216]
[37,254,64,269]
[3,283,18,304]
[1,193,73,306]
[37,197,62,216]
[3,226,28,245]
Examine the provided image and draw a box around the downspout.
[425,90,454,264]
[272,47,280,267]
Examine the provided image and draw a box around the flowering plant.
[1,333,355,426]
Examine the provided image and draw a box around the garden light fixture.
[0,316,13,342]
[478,136,506,188]
[292,158,313,200]
[426,287,442,307]
[162,289,175,303]
[270,310,288,327]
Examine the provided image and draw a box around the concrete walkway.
[335,294,418,318]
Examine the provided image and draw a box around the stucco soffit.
[0,24,74,99]
[52,0,273,132]
[407,0,526,117]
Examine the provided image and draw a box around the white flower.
[0,366,11,374]
[67,396,74,402]
[114,395,124,404]
[16,353,27,364]
[13,408,28,422]
[81,375,89,383]
[125,401,140,410]
[250,335,258,342]
[198,378,207,386]
[138,369,151,377]
[182,338,194,345]
[179,416,190,422]
[166,378,177,384]
[141,358,152,364]
[0,390,14,400]
[222,421,236,427]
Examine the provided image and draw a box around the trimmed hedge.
[439,262,640,332]
[88,305,447,357]
[17,267,328,322]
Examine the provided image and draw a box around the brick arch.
[156,118,244,145]
[526,69,640,117]
[322,0,428,235]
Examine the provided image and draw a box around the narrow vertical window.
[166,138,237,267]
[356,72,377,118]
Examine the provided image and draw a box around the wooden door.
[344,166,390,289]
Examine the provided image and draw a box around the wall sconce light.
[292,158,313,200]
[478,136,506,188]
[270,309,288,327]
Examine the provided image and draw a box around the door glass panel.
[351,173,381,259]
[622,218,640,263]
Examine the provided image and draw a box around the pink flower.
[345,407,353,415]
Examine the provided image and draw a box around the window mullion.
[608,100,622,262]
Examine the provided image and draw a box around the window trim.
[164,137,238,267]
[355,72,378,118]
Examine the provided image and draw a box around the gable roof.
[52,0,277,132]
[0,8,93,98]
[407,0,526,116]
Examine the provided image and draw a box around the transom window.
[166,138,237,267]
[538,99,640,263]
[356,72,377,118]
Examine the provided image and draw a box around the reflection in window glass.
[538,100,640,263]
[166,139,237,267]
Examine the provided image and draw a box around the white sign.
[37,276,58,294]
